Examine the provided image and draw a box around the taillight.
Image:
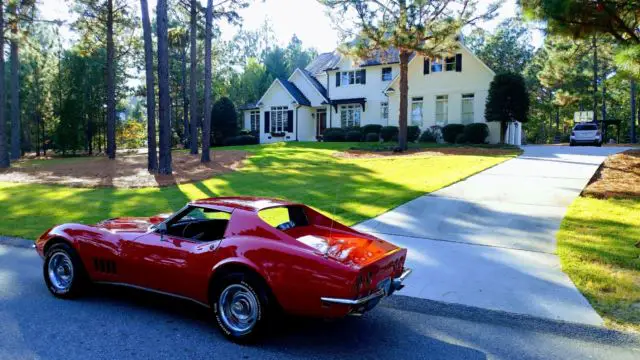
[596,131,601,136]
[354,274,363,293]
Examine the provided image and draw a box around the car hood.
[96,214,170,232]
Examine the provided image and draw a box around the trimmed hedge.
[442,124,466,144]
[419,130,437,143]
[381,126,399,142]
[407,126,421,142]
[365,132,380,142]
[455,133,467,144]
[346,130,362,142]
[223,135,258,146]
[323,128,346,142]
[463,123,489,144]
[361,124,383,136]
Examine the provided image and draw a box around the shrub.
[380,126,399,142]
[463,123,489,144]
[323,128,346,142]
[361,124,383,136]
[346,130,362,142]
[238,128,252,135]
[223,135,257,146]
[419,130,437,143]
[364,132,380,142]
[407,126,421,143]
[210,97,239,146]
[455,133,467,144]
[442,124,466,144]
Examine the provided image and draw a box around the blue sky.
[40,0,543,52]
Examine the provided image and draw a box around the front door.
[316,110,327,137]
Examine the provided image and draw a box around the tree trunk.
[592,35,598,123]
[157,0,172,174]
[189,0,198,155]
[181,45,189,148]
[0,0,7,168]
[106,0,116,159]
[631,79,637,144]
[398,50,410,151]
[141,0,158,172]
[201,0,213,162]
[10,4,20,160]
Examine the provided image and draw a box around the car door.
[122,206,229,301]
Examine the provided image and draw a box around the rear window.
[259,206,309,231]
[574,124,598,131]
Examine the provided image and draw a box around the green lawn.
[557,197,640,332]
[0,142,518,239]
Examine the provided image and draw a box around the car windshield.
[574,124,598,131]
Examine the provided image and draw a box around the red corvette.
[35,197,411,342]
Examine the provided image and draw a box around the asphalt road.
[1,243,639,360]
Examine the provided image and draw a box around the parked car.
[35,197,411,342]
[570,123,602,146]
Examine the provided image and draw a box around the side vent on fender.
[93,258,117,274]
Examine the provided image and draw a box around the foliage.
[485,73,530,129]
[211,97,239,146]
[361,124,383,135]
[463,123,489,144]
[322,128,346,142]
[345,130,362,142]
[364,132,379,142]
[380,126,399,142]
[442,124,465,144]
[466,18,535,75]
[117,120,146,149]
[0,142,518,239]
[407,126,421,143]
[455,133,466,144]
[419,129,437,143]
[223,135,258,146]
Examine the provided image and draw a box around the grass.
[557,197,640,332]
[0,142,518,240]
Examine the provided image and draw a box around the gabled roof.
[298,69,329,101]
[278,78,311,106]
[305,48,417,74]
[305,52,342,75]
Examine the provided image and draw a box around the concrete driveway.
[355,145,629,326]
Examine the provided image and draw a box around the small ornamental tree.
[211,97,239,146]
[485,73,529,143]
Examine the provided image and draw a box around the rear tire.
[43,243,88,299]
[569,141,575,147]
[210,272,272,343]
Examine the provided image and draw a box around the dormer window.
[431,58,443,73]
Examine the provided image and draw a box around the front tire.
[211,272,271,343]
[43,243,87,299]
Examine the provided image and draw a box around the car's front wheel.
[211,272,272,343]
[43,243,88,299]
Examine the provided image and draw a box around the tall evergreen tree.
[189,0,199,155]
[201,0,213,162]
[0,0,8,168]
[140,0,158,171]
[157,0,172,174]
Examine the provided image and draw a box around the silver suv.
[570,123,602,147]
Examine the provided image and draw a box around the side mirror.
[155,222,167,234]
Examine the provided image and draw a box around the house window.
[431,58,443,73]
[381,102,389,122]
[338,70,366,85]
[411,97,423,126]
[435,95,448,126]
[270,106,288,133]
[340,105,361,127]
[445,57,456,72]
[381,67,392,81]
[461,94,474,124]
[249,110,260,132]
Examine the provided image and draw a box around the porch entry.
[316,109,327,137]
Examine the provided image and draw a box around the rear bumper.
[320,268,412,309]
[570,137,601,144]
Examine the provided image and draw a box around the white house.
[241,42,500,144]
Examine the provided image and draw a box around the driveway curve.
[355,145,629,326]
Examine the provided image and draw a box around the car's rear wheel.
[43,243,87,299]
[569,141,575,147]
[211,272,271,343]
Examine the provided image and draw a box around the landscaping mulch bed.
[582,149,640,199]
[335,147,519,159]
[0,150,248,188]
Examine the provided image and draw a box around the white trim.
[255,78,297,108]
[288,68,329,102]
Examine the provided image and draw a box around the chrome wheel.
[218,284,259,334]
[47,252,74,292]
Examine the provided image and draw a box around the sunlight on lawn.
[0,142,517,239]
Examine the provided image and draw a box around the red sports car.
[35,197,411,342]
